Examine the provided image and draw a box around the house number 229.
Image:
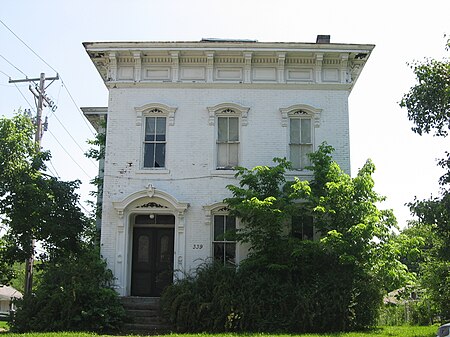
[193,244,203,249]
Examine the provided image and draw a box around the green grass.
[0,321,9,331]
[0,326,439,337]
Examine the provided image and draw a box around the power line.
[0,69,11,78]
[60,79,96,136]
[0,53,28,77]
[47,128,93,180]
[13,84,35,112]
[0,19,57,74]
[0,18,96,136]
[48,158,60,178]
[50,111,97,168]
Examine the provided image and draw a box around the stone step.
[129,315,161,325]
[126,309,159,317]
[121,297,160,310]
[121,296,171,334]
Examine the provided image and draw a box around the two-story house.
[82,36,374,297]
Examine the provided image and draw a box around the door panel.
[131,227,174,297]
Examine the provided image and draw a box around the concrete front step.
[120,296,172,334]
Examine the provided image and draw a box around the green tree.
[225,143,403,330]
[400,37,450,320]
[163,145,407,332]
[0,113,124,332]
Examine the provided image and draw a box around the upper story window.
[134,103,177,170]
[207,103,250,170]
[290,116,312,169]
[280,104,322,170]
[217,116,239,169]
[144,116,166,168]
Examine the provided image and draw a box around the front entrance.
[131,214,175,297]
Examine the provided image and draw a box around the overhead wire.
[0,18,96,136]
[0,69,11,78]
[1,19,95,216]
[47,128,93,180]
[0,53,28,77]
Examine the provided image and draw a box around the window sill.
[285,169,314,177]
[135,168,170,175]
[210,169,236,176]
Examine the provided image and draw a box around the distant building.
[82,36,374,297]
[0,285,22,314]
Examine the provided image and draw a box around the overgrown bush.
[161,246,383,333]
[10,246,125,333]
[162,145,400,333]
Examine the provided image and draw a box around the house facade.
[82,36,374,297]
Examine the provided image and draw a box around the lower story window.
[291,215,314,240]
[213,214,236,265]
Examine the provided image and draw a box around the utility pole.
[8,72,59,295]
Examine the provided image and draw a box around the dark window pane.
[214,215,224,241]
[213,243,224,262]
[144,143,155,167]
[225,216,236,240]
[292,215,314,240]
[156,214,175,224]
[225,243,236,265]
[154,143,165,167]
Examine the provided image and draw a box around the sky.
[0,0,449,228]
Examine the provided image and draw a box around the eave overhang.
[83,40,374,92]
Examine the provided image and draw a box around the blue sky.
[1,0,449,227]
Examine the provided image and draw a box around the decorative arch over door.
[111,184,189,296]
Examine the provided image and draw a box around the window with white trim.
[207,103,250,170]
[135,103,177,170]
[217,116,239,169]
[280,104,321,171]
[144,116,166,168]
[213,214,236,265]
[289,114,313,169]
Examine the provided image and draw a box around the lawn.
[0,325,439,337]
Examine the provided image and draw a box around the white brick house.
[82,36,374,297]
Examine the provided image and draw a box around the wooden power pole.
[8,72,59,295]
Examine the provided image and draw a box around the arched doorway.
[131,214,175,297]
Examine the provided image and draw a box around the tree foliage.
[162,144,405,332]
[0,114,89,269]
[399,37,450,321]
[0,113,124,332]
[400,39,450,137]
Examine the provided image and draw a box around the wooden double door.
[131,226,174,297]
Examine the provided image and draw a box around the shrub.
[161,249,382,333]
[10,246,125,333]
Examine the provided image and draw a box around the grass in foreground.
[0,325,439,337]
